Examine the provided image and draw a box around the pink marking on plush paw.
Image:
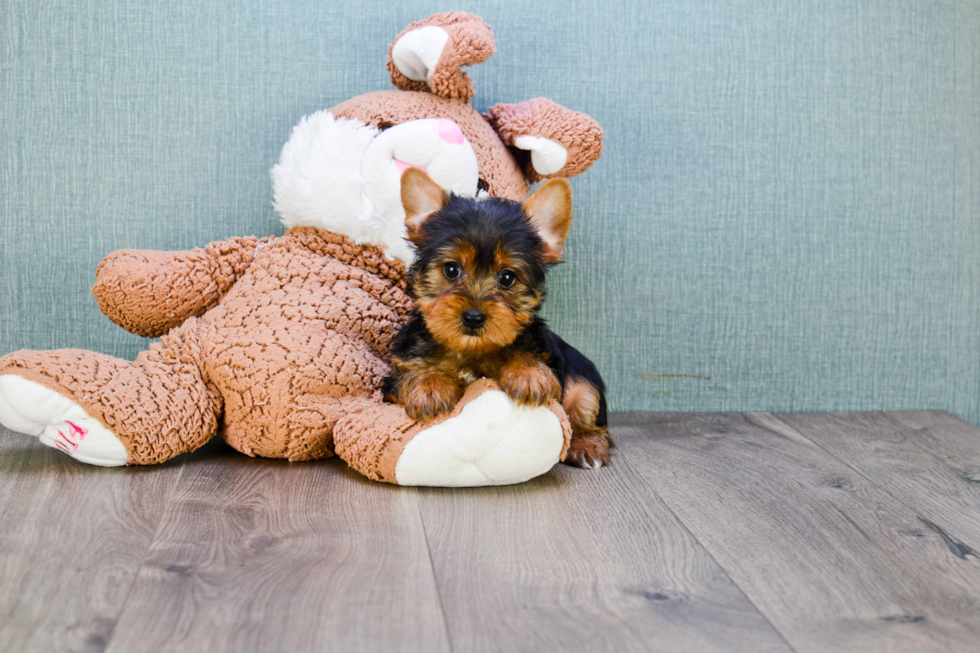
[435,119,464,144]
[395,158,427,175]
[56,420,88,452]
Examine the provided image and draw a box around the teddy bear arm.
[387,12,495,102]
[93,236,272,338]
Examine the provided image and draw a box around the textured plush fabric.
[1,1,979,423]
[0,229,412,464]
[387,11,496,102]
[0,11,597,478]
[93,236,274,337]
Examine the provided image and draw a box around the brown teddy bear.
[0,12,603,486]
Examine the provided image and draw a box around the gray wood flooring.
[2,411,979,652]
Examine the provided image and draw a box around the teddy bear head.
[272,12,603,265]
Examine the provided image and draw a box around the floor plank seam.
[99,453,191,653]
[766,413,980,555]
[412,488,456,653]
[616,436,802,653]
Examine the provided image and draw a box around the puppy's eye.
[497,269,517,288]
[443,262,462,280]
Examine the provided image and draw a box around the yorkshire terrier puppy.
[383,167,612,468]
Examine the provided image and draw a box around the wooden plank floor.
[1,411,979,652]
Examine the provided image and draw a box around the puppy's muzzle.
[461,309,486,330]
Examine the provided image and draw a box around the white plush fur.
[273,113,387,257]
[272,112,478,266]
[394,390,565,486]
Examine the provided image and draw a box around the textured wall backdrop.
[1,1,978,421]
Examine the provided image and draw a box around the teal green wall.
[2,1,978,421]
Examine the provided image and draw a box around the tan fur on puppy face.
[414,241,539,354]
[400,169,554,355]
[390,170,609,451]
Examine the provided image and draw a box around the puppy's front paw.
[563,431,611,469]
[401,374,464,423]
[499,357,561,407]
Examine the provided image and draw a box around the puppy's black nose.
[461,309,486,329]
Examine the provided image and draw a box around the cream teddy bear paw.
[334,380,571,487]
[394,387,567,487]
[0,375,128,466]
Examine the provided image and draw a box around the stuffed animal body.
[0,12,602,486]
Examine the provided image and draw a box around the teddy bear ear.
[387,12,495,103]
[484,98,604,183]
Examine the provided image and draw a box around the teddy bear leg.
[334,379,571,487]
[0,318,220,466]
[0,375,128,466]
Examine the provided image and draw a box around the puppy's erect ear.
[523,179,573,264]
[401,167,449,245]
